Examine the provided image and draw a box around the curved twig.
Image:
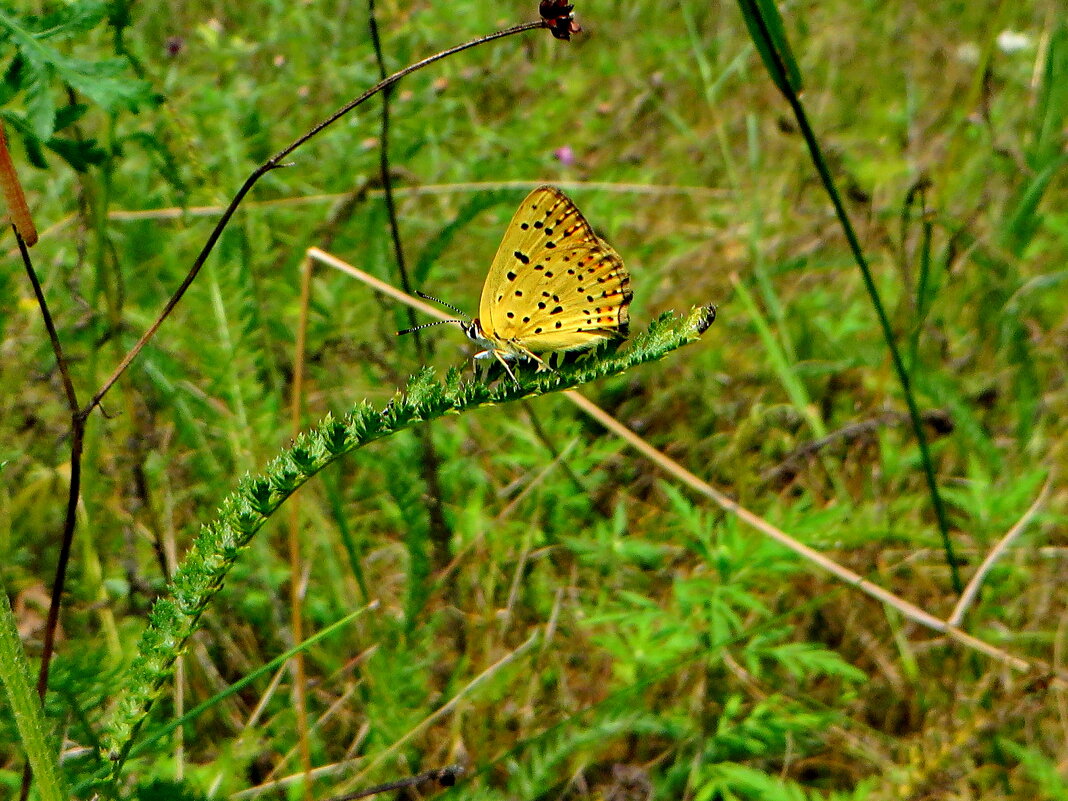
[82,20,547,419]
[948,476,1053,627]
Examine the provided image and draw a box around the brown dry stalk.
[0,122,38,246]
[947,476,1052,627]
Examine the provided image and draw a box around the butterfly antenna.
[397,319,466,336]
[415,290,469,318]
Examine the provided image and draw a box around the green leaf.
[1001,154,1068,257]
[736,0,803,97]
[1031,21,1068,168]
[0,6,154,139]
[22,55,56,138]
[34,0,110,41]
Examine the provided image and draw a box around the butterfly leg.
[473,349,517,383]
[492,351,521,384]
[515,345,554,373]
[477,349,520,384]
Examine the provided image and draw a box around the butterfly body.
[467,186,631,378]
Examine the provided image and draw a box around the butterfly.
[402,186,632,382]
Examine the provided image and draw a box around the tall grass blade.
[735,0,962,591]
[0,582,70,801]
[736,0,802,96]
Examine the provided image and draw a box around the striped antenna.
[398,319,466,336]
[416,290,469,318]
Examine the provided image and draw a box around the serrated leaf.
[57,55,154,113]
[0,6,154,139]
[21,58,56,139]
[45,134,106,171]
[52,100,89,130]
[35,0,110,41]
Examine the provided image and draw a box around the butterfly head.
[458,318,480,341]
[459,318,501,352]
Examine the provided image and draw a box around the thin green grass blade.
[0,579,70,801]
[736,0,802,96]
[1031,21,1068,168]
[1001,155,1068,258]
[126,607,371,762]
[733,0,961,591]
[733,278,824,439]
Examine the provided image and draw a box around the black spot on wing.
[514,251,530,264]
[506,271,517,281]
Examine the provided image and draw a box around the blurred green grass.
[2,1,1066,799]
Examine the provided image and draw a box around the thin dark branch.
[35,427,84,693]
[366,0,454,578]
[83,20,548,418]
[15,227,85,801]
[329,764,465,800]
[368,0,423,354]
[16,228,78,412]
[761,409,953,484]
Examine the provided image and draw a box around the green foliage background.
[1,0,1066,799]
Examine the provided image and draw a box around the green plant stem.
[786,91,960,593]
[0,576,70,801]
[125,606,372,763]
[96,306,716,780]
[739,0,961,592]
